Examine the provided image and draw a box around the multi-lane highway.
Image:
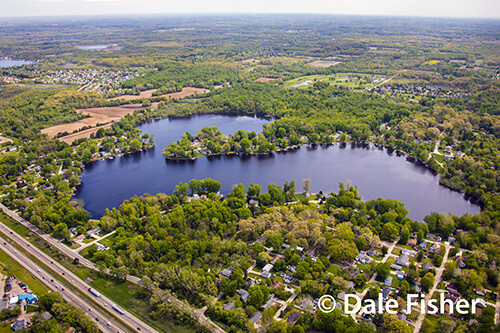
[0,203,158,333]
[0,234,123,333]
[0,203,225,333]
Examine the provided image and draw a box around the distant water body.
[0,59,33,68]
[74,115,481,221]
[77,44,117,50]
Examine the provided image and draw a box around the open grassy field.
[307,60,341,68]
[109,86,209,101]
[284,73,384,89]
[0,136,13,145]
[0,248,49,295]
[254,77,277,83]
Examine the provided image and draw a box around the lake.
[77,44,119,50]
[0,59,33,68]
[73,115,481,221]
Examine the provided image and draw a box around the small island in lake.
[162,125,338,160]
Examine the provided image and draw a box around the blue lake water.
[0,59,33,68]
[74,115,481,221]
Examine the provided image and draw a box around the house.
[261,271,271,279]
[73,234,85,242]
[355,251,372,264]
[436,236,442,243]
[401,249,417,257]
[367,249,379,257]
[272,282,284,290]
[237,289,249,302]
[476,299,487,308]
[475,289,486,297]
[261,299,275,309]
[382,287,391,300]
[337,291,346,301]
[11,320,25,331]
[65,328,77,333]
[262,264,274,273]
[86,227,101,236]
[396,254,410,267]
[457,258,466,269]
[429,243,440,253]
[412,283,422,293]
[296,246,304,252]
[355,251,367,261]
[287,312,302,325]
[281,243,290,250]
[300,299,314,311]
[306,248,319,257]
[220,268,233,278]
[396,271,405,280]
[391,264,402,271]
[419,240,428,249]
[385,276,393,287]
[426,234,436,240]
[271,255,282,264]
[398,313,407,321]
[250,312,262,324]
[222,301,235,311]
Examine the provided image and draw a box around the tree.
[381,313,412,333]
[421,272,435,292]
[381,222,399,241]
[248,285,268,308]
[130,138,142,151]
[399,280,410,298]
[302,178,311,194]
[354,273,367,288]
[247,184,261,199]
[375,262,391,280]
[52,222,69,240]
[400,227,410,244]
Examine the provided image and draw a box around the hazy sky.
[1,0,499,18]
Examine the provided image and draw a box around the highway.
[0,234,122,333]
[0,203,158,333]
[0,203,225,333]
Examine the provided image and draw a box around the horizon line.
[1,12,499,20]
